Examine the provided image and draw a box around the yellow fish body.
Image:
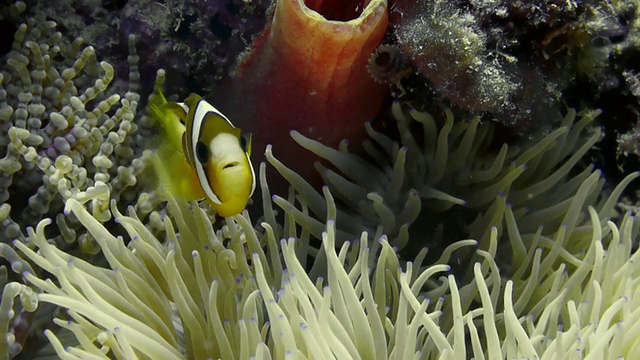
[149,90,255,217]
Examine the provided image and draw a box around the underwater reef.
[1,0,640,359]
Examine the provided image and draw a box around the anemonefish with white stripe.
[148,89,255,217]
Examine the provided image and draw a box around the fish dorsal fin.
[181,131,192,166]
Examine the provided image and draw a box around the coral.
[119,0,271,95]
[5,0,271,97]
[0,1,24,22]
[392,0,521,116]
[390,0,640,133]
[2,0,271,97]
[623,70,640,100]
[213,0,389,189]
[617,119,640,159]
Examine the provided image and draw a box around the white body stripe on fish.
[191,100,222,204]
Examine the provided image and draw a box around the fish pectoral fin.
[148,102,186,154]
[165,103,188,124]
[152,144,204,201]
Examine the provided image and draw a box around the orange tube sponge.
[215,0,389,188]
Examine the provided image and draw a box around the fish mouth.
[304,0,371,21]
[222,161,240,170]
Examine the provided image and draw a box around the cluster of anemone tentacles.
[0,3,152,254]
[0,95,639,357]
[268,101,634,265]
[0,158,638,358]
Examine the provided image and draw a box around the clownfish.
[148,89,255,217]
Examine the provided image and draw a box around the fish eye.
[195,141,209,163]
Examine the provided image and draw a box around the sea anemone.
[265,100,634,265]
[0,14,147,251]
[1,165,639,358]
[367,44,408,85]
